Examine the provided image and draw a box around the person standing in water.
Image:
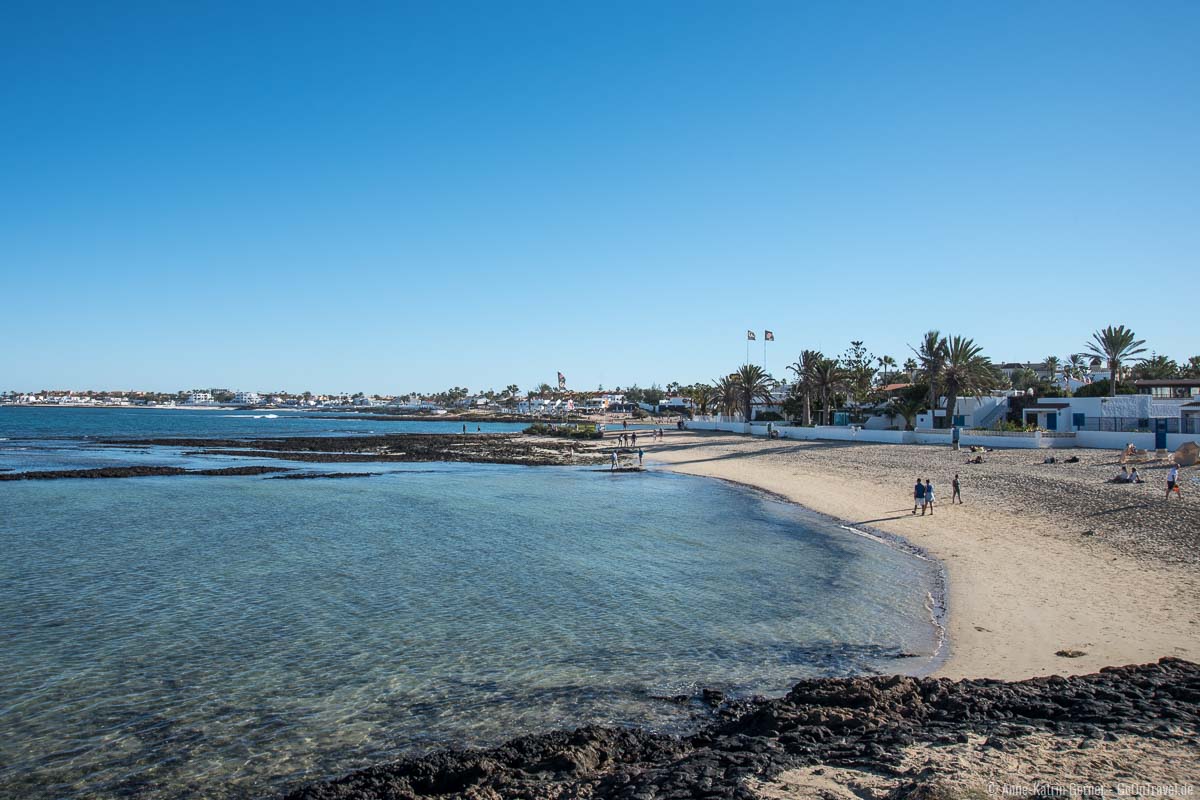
[638,447,644,466]
[913,478,925,514]
[923,479,935,515]
[952,473,962,504]
[611,451,618,471]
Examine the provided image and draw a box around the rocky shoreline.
[99,433,603,467]
[0,465,293,480]
[282,658,1200,799]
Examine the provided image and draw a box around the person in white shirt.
[1166,465,1182,500]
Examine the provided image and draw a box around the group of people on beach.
[912,474,963,515]
[614,429,664,447]
[1112,466,1145,484]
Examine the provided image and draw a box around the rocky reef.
[0,465,292,480]
[282,658,1200,799]
[101,433,601,467]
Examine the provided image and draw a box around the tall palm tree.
[913,331,947,417]
[903,358,918,380]
[1084,325,1147,396]
[786,349,823,426]
[877,355,898,386]
[941,336,999,429]
[732,364,776,422]
[809,358,845,425]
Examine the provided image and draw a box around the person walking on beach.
[631,431,637,446]
[622,420,628,431]
[1166,464,1182,499]
[611,451,618,472]
[638,447,644,466]
[923,479,935,515]
[952,474,962,504]
[912,479,925,514]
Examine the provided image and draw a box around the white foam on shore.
[838,524,931,561]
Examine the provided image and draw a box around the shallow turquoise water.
[0,410,941,799]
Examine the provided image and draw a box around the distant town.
[0,385,691,416]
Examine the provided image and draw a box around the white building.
[232,391,262,406]
[185,391,214,405]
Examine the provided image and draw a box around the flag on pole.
[557,372,566,390]
[764,330,774,341]
[746,330,756,341]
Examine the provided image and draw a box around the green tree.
[642,383,665,406]
[1009,367,1040,391]
[913,330,947,418]
[1131,354,1180,381]
[714,375,741,417]
[1084,325,1147,396]
[841,340,877,418]
[786,349,823,426]
[732,364,776,422]
[877,355,898,386]
[1074,378,1135,397]
[889,384,929,431]
[940,336,999,429]
[809,357,845,425]
[1184,356,1200,378]
[903,357,918,379]
[624,384,645,405]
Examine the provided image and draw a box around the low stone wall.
[685,421,1198,452]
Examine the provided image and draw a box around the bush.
[1073,379,1135,397]
[754,411,784,422]
[523,423,603,440]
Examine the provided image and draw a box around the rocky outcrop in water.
[0,465,293,480]
[102,433,600,467]
[281,658,1200,799]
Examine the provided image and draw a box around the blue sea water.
[0,408,941,799]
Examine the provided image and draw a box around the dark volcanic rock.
[100,433,594,467]
[280,658,1200,800]
[0,465,292,481]
[270,472,380,480]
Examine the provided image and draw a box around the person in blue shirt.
[913,479,925,514]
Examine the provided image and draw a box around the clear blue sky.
[3,1,1197,394]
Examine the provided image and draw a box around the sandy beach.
[631,428,1200,681]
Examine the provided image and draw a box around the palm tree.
[711,375,741,418]
[1066,354,1087,381]
[1043,356,1060,386]
[687,383,716,415]
[1009,366,1040,391]
[731,364,776,422]
[903,358,918,380]
[889,392,925,431]
[1084,325,1147,396]
[877,355,898,385]
[786,350,823,426]
[913,331,947,417]
[809,358,845,425]
[940,336,999,428]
